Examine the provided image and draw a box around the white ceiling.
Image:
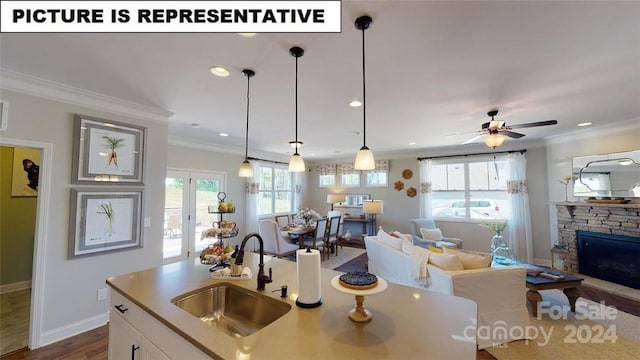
[1,1,639,161]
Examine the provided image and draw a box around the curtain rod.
[417,149,526,161]
[248,156,288,165]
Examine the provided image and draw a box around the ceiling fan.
[462,110,558,148]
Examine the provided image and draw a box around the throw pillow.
[443,247,492,269]
[427,245,443,253]
[377,228,403,251]
[428,253,464,271]
[395,233,414,255]
[420,228,443,241]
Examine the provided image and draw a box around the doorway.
[0,138,52,351]
[163,170,226,264]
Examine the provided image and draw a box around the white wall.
[0,76,170,347]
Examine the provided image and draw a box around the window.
[366,170,388,187]
[258,165,294,216]
[366,160,389,187]
[339,163,360,187]
[317,164,337,188]
[431,158,508,220]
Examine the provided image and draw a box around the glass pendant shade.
[354,146,375,170]
[288,152,305,172]
[238,160,253,177]
[483,133,507,148]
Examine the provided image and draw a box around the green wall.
[0,146,36,285]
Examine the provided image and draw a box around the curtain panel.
[506,152,533,263]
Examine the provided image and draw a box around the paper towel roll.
[296,248,322,308]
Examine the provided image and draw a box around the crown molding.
[0,69,173,123]
[544,119,640,145]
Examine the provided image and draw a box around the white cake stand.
[331,275,388,323]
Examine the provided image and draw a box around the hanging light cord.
[361,23,367,149]
[294,53,299,154]
[244,74,250,161]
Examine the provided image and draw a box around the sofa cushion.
[443,247,492,269]
[420,227,443,241]
[428,253,464,271]
[377,229,403,251]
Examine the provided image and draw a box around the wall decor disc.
[406,187,417,198]
[402,169,413,179]
[394,180,404,191]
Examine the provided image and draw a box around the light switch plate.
[144,217,151,227]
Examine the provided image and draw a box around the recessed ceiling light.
[577,122,592,127]
[219,132,229,137]
[238,33,256,37]
[349,100,362,107]
[210,66,230,77]
[191,123,200,128]
[408,142,416,145]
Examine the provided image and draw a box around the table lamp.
[327,194,346,211]
[363,199,383,219]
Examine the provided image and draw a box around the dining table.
[280,224,316,248]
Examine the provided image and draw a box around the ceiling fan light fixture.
[288,46,306,172]
[238,69,255,178]
[483,133,507,149]
[354,15,375,170]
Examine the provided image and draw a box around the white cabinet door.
[142,337,171,360]
[108,310,143,360]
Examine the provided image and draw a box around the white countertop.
[107,253,477,359]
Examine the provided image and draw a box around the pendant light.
[238,69,255,177]
[288,46,306,172]
[354,15,375,170]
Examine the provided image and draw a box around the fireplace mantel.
[554,201,640,209]
[555,202,640,274]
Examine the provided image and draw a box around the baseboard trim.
[38,312,109,348]
[0,280,31,294]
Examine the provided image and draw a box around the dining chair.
[327,210,344,251]
[275,214,291,227]
[301,217,328,259]
[258,219,299,257]
[325,215,342,260]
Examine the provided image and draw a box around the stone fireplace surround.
[556,202,640,276]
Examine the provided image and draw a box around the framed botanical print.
[72,114,145,185]
[69,188,143,258]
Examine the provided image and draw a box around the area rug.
[486,289,640,360]
[281,246,366,271]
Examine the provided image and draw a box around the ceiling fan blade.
[502,130,525,138]
[446,129,484,137]
[462,134,485,144]
[509,120,558,129]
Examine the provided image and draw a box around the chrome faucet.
[235,232,272,291]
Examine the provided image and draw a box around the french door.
[163,170,225,264]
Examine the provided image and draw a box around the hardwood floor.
[0,325,108,360]
[4,249,638,360]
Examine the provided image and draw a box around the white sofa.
[365,234,531,350]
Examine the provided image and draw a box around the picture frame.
[69,188,143,259]
[72,114,145,185]
[11,147,41,197]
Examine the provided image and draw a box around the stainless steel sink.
[171,283,291,337]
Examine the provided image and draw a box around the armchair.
[410,218,463,249]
